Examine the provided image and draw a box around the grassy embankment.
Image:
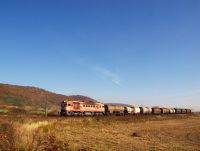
[0,114,200,151]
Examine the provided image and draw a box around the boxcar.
[152,107,162,114]
[174,108,182,114]
[161,108,170,114]
[105,104,125,115]
[60,100,105,116]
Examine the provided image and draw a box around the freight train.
[60,100,192,116]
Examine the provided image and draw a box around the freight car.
[169,108,176,114]
[124,106,133,115]
[60,100,104,116]
[174,108,182,114]
[152,107,162,114]
[181,109,187,114]
[139,107,149,114]
[186,109,192,114]
[146,107,152,114]
[132,107,141,114]
[104,104,125,115]
[161,108,170,114]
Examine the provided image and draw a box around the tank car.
[132,107,141,114]
[139,107,149,114]
[146,107,152,114]
[169,108,176,114]
[124,106,133,115]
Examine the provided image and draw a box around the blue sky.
[0,0,200,110]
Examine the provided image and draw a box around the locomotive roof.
[64,100,102,104]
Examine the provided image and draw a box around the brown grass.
[0,114,200,151]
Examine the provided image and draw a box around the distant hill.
[0,83,97,114]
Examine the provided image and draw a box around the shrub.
[0,122,16,151]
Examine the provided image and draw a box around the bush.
[0,122,16,151]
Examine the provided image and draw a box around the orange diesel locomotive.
[61,100,105,116]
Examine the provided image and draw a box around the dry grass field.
[0,114,200,151]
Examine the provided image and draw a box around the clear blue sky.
[0,0,200,110]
